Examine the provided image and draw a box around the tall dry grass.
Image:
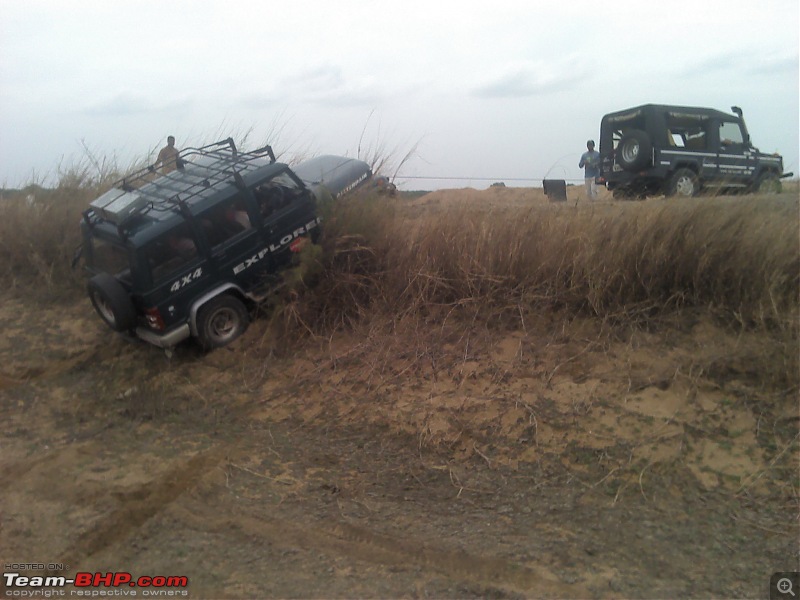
[290,192,799,337]
[0,157,126,295]
[2,155,797,341]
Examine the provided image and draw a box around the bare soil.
[1,189,798,599]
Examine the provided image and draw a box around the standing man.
[156,135,180,174]
[579,140,601,201]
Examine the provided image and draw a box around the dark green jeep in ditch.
[81,138,371,349]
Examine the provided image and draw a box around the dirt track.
[1,189,799,598]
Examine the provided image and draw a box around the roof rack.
[86,138,276,228]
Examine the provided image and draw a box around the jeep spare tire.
[617,129,652,171]
[88,273,137,332]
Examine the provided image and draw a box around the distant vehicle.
[80,138,371,350]
[597,104,792,199]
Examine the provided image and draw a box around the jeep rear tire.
[669,169,699,197]
[88,273,137,332]
[196,294,249,350]
[617,130,652,171]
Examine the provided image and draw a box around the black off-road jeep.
[598,104,792,198]
[81,138,371,349]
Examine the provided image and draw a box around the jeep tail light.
[145,307,165,331]
[290,237,308,253]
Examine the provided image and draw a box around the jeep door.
[139,220,209,330]
[663,112,716,181]
[255,173,317,271]
[715,120,753,187]
[198,193,264,288]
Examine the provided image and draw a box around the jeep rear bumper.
[135,323,191,348]
[600,172,666,190]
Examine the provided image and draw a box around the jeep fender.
[669,162,701,180]
[753,166,777,180]
[188,283,248,337]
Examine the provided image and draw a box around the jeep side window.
[255,174,304,221]
[611,129,620,149]
[147,222,199,282]
[684,130,707,150]
[719,122,744,148]
[668,131,685,147]
[201,195,253,247]
[666,113,708,150]
[255,184,286,220]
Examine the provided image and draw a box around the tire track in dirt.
[16,434,586,596]
[0,367,44,390]
[0,451,54,489]
[58,447,225,568]
[0,346,102,391]
[172,496,588,597]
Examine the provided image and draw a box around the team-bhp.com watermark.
[3,566,189,597]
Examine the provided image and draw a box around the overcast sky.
[1,0,798,190]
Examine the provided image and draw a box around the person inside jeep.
[255,183,290,218]
[225,207,251,231]
[167,234,196,258]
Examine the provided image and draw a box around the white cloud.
[745,51,799,75]
[240,65,389,109]
[82,93,192,117]
[679,49,799,78]
[471,56,590,98]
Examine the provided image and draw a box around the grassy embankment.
[2,170,798,377]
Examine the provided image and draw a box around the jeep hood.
[293,155,372,198]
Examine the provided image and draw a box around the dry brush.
[293,192,799,336]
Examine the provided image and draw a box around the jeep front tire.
[669,169,699,197]
[196,294,250,350]
[756,173,782,195]
[617,130,652,171]
[88,273,137,332]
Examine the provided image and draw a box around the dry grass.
[0,187,103,296]
[290,191,799,334]
[262,189,798,392]
[0,147,144,296]
[2,166,798,346]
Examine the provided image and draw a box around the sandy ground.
[1,188,798,599]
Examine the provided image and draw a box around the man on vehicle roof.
[156,135,180,174]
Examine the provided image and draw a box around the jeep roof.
[600,104,747,148]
